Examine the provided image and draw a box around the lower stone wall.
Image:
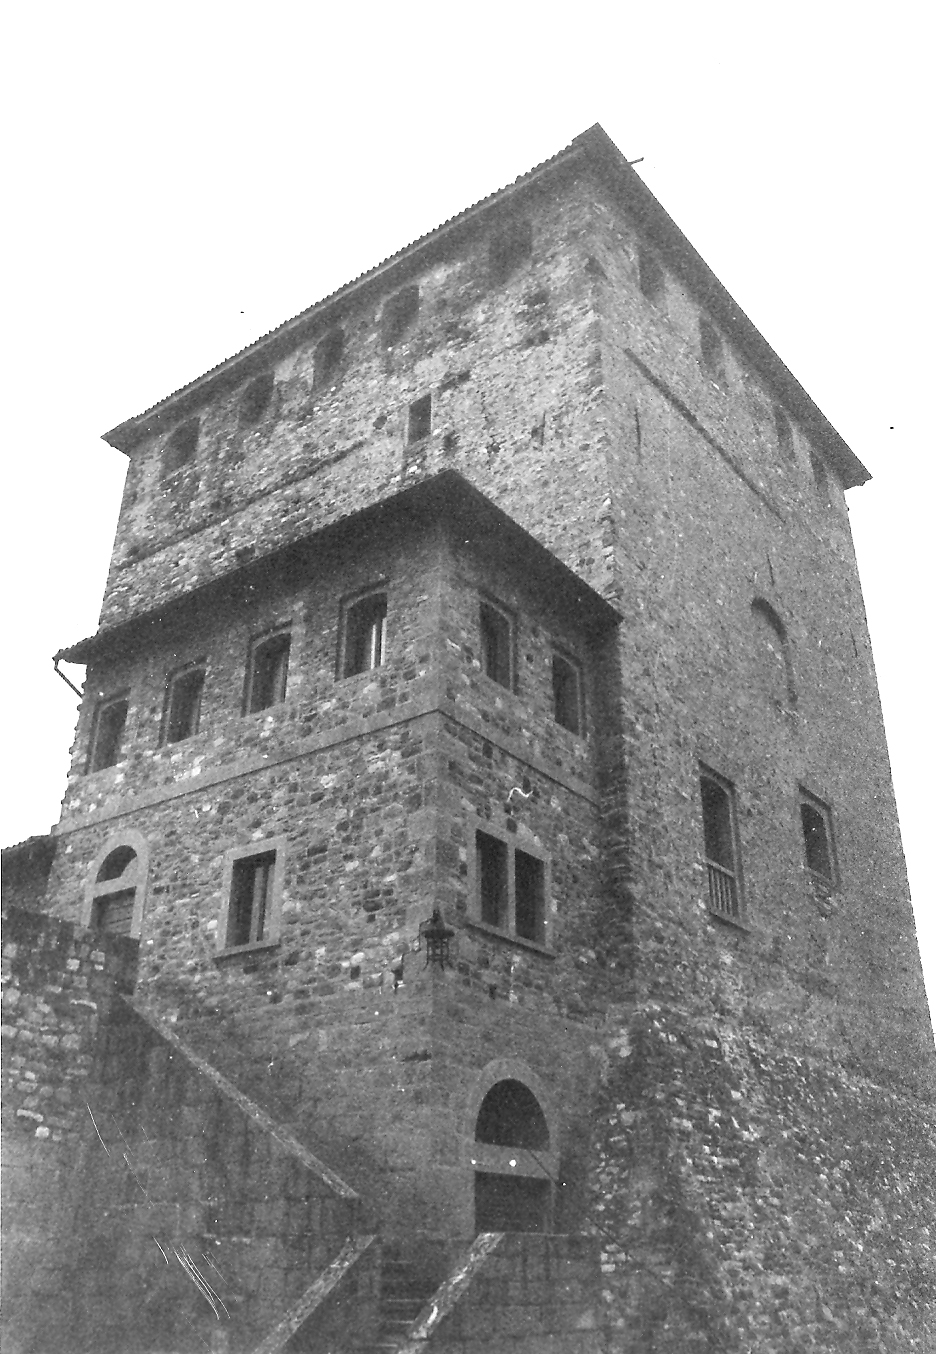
[592,1000,936,1353]
[1,908,361,1354]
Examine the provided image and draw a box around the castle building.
[3,125,934,1353]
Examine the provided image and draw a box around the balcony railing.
[706,859,739,919]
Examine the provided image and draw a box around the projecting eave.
[101,124,868,490]
[53,470,622,666]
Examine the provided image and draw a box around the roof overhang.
[54,470,622,666]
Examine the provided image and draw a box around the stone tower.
[5,125,934,1352]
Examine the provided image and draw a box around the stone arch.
[463,1059,559,1234]
[83,829,150,939]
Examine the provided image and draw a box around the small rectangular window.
[227,851,276,947]
[477,831,509,928]
[800,792,836,885]
[552,652,583,734]
[407,394,432,444]
[87,695,129,772]
[480,598,514,689]
[472,825,550,948]
[245,631,290,713]
[342,591,388,677]
[514,849,545,944]
[700,769,741,919]
[162,664,206,744]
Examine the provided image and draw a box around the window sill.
[706,907,751,933]
[214,938,280,962]
[465,919,555,957]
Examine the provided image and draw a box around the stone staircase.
[356,1249,440,1352]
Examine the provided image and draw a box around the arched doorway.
[473,1078,553,1233]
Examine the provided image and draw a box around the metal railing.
[706,859,739,918]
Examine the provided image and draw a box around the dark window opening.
[699,318,727,384]
[552,652,582,733]
[227,851,275,947]
[489,218,533,285]
[314,329,345,389]
[774,405,795,463]
[343,592,387,677]
[96,846,136,882]
[407,394,432,443]
[638,247,665,304]
[514,850,545,943]
[93,888,136,936]
[88,696,129,772]
[477,831,508,929]
[239,372,274,426]
[476,1079,549,1149]
[809,448,830,494]
[162,420,200,478]
[751,599,796,711]
[480,600,513,688]
[163,665,206,744]
[382,285,419,346]
[801,798,835,883]
[246,632,290,713]
[700,772,740,918]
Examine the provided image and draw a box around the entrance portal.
[473,1079,551,1233]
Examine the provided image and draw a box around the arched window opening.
[84,834,148,941]
[475,1080,549,1151]
[96,845,136,882]
[751,598,796,714]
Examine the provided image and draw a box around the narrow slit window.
[227,851,275,947]
[88,695,129,772]
[638,247,665,304]
[382,285,419,346]
[480,599,513,689]
[700,771,740,919]
[699,318,727,385]
[774,405,795,463]
[552,652,583,734]
[343,592,388,677]
[477,831,509,929]
[246,631,291,713]
[514,850,545,943]
[162,665,206,744]
[407,394,432,443]
[800,794,836,885]
[489,218,533,285]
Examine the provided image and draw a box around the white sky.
[3,1,933,1023]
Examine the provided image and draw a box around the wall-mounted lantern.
[417,908,455,969]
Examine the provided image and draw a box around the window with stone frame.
[87,693,130,772]
[699,767,742,921]
[341,590,388,677]
[479,596,515,690]
[800,789,837,887]
[83,832,149,940]
[161,663,206,744]
[551,650,584,734]
[218,839,285,953]
[244,629,291,713]
[472,826,549,947]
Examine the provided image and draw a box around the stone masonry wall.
[1,907,361,1354]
